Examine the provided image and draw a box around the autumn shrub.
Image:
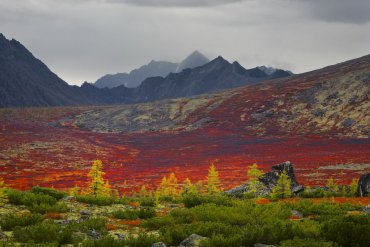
[31,186,66,200]
[112,208,155,220]
[77,217,108,234]
[13,221,62,244]
[29,201,68,214]
[181,193,232,208]
[6,189,57,206]
[139,196,156,207]
[280,237,339,247]
[76,195,115,206]
[0,213,44,231]
[320,215,370,247]
[288,200,359,217]
[82,233,162,247]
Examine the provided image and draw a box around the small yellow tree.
[246,163,266,197]
[326,177,338,192]
[271,171,292,199]
[0,178,8,206]
[69,186,79,197]
[181,178,198,195]
[159,176,167,196]
[167,173,179,197]
[139,185,148,197]
[349,178,358,196]
[206,163,222,194]
[87,160,110,197]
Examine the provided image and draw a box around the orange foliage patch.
[256,198,271,205]
[44,212,62,220]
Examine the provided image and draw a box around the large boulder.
[225,161,304,196]
[357,173,370,197]
[179,234,207,247]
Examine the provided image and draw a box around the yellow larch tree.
[326,177,338,192]
[271,170,292,199]
[181,178,198,195]
[206,163,222,194]
[87,160,111,197]
[246,163,266,197]
[0,177,8,206]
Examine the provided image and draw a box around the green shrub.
[321,215,370,247]
[280,237,339,247]
[0,213,44,231]
[6,189,57,207]
[29,201,68,214]
[181,194,232,208]
[139,197,156,207]
[13,221,62,244]
[82,233,162,247]
[31,186,66,200]
[76,195,115,206]
[77,218,108,235]
[112,208,155,220]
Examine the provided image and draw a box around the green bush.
[288,200,360,217]
[181,194,232,208]
[139,197,156,207]
[31,186,66,200]
[321,215,370,247]
[0,213,44,231]
[29,201,68,214]
[6,189,57,207]
[112,208,155,220]
[280,237,339,247]
[13,221,62,244]
[82,233,162,247]
[76,195,115,206]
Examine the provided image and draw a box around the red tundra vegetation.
[0,55,369,194]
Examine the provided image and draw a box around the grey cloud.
[109,0,243,7]
[301,0,370,24]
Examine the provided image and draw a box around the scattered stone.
[254,244,276,247]
[152,242,167,247]
[357,173,370,197]
[342,118,355,128]
[363,205,370,214]
[87,229,101,240]
[63,196,76,202]
[291,210,303,219]
[115,233,126,240]
[0,231,7,239]
[80,210,92,219]
[179,234,207,247]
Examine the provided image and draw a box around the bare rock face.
[357,173,370,197]
[225,161,304,196]
[260,161,304,194]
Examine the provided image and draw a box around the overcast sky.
[1,0,370,85]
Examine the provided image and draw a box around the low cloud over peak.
[111,0,243,7]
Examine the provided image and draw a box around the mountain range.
[94,50,210,88]
[0,34,292,108]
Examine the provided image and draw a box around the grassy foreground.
[0,186,369,247]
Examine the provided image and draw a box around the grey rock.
[179,234,207,247]
[115,233,126,240]
[363,205,370,214]
[151,242,167,247]
[63,196,76,201]
[357,173,370,197]
[342,118,356,128]
[225,161,304,196]
[291,210,303,218]
[87,229,101,239]
[254,244,275,247]
[80,210,92,219]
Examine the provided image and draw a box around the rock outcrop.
[357,173,370,197]
[225,161,304,196]
[179,234,207,247]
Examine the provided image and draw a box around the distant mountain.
[0,34,292,108]
[94,51,210,89]
[175,50,210,73]
[135,56,288,102]
[94,60,178,88]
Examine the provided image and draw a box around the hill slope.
[60,54,370,138]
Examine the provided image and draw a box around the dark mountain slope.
[0,34,92,107]
[0,34,292,108]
